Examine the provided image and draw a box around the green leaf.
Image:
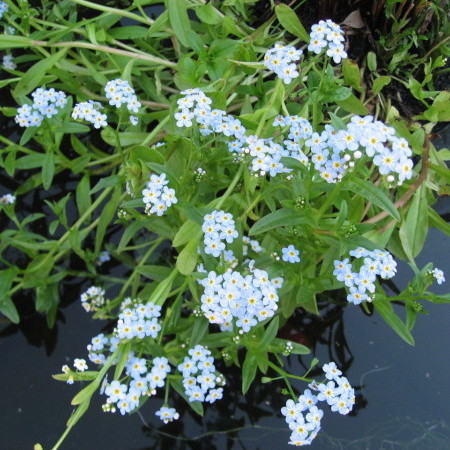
[42,150,55,190]
[249,208,309,236]
[71,381,98,405]
[117,221,146,253]
[108,26,149,39]
[149,269,178,306]
[0,36,33,49]
[173,221,201,247]
[176,236,200,275]
[13,48,67,96]
[275,4,310,43]
[372,76,391,96]
[259,316,279,351]
[95,189,121,253]
[0,296,20,323]
[56,122,91,134]
[90,175,122,195]
[136,265,173,282]
[342,59,363,93]
[242,352,258,394]
[345,177,400,221]
[166,0,192,47]
[101,128,148,146]
[195,4,222,25]
[76,174,91,217]
[399,185,428,260]
[113,342,132,380]
[271,338,310,355]
[66,400,91,428]
[336,94,368,115]
[296,283,319,315]
[129,145,165,165]
[428,206,450,236]
[367,51,377,71]
[374,297,415,345]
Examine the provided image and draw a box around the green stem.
[30,40,176,69]
[255,77,283,137]
[215,163,245,210]
[118,237,164,298]
[317,181,343,219]
[266,361,298,400]
[71,0,154,25]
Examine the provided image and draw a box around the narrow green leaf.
[399,185,428,260]
[13,48,67,96]
[149,269,178,306]
[76,174,91,217]
[275,4,310,42]
[66,400,91,428]
[0,36,33,49]
[242,352,258,394]
[345,177,400,221]
[195,4,222,25]
[130,145,165,165]
[249,208,308,236]
[90,175,122,195]
[428,206,450,236]
[166,0,192,47]
[336,94,368,115]
[113,342,132,380]
[173,221,201,247]
[176,236,200,275]
[95,189,121,253]
[372,76,391,95]
[71,381,98,405]
[0,296,20,323]
[374,297,415,345]
[259,316,279,351]
[342,59,363,93]
[42,150,55,190]
[117,221,146,253]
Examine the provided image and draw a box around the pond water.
[1,226,449,450]
[1,128,449,449]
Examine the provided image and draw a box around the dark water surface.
[1,226,449,450]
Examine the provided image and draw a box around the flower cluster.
[199,268,283,332]
[15,87,68,127]
[104,78,140,124]
[282,361,355,446]
[282,245,301,263]
[0,193,15,205]
[103,354,169,415]
[333,247,397,304]
[175,88,245,138]
[202,210,238,257]
[80,286,106,312]
[263,44,302,84]
[308,19,347,63]
[0,1,8,19]
[142,173,177,216]
[2,54,15,70]
[276,114,414,183]
[431,267,445,285]
[178,345,224,404]
[72,101,107,129]
[115,300,162,341]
